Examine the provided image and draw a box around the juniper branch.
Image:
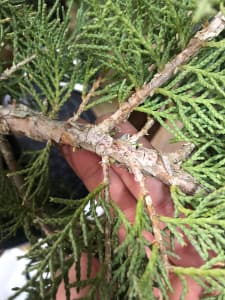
[169,265,225,277]
[0,134,52,237]
[98,11,225,132]
[0,104,199,194]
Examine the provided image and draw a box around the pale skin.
[57,120,204,299]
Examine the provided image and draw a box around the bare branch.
[0,104,199,194]
[0,17,11,24]
[131,163,169,272]
[102,156,112,283]
[71,75,102,122]
[0,135,25,198]
[130,116,154,143]
[0,124,52,236]
[0,54,36,81]
[0,133,52,236]
[98,12,225,132]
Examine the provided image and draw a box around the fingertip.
[62,147,103,191]
[168,274,202,300]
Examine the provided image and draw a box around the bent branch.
[0,104,199,194]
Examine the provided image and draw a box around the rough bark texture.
[0,104,199,194]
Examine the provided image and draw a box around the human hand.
[57,120,204,299]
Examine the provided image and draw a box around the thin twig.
[0,134,25,198]
[98,12,225,132]
[0,54,36,81]
[131,164,169,272]
[102,156,112,283]
[72,75,102,122]
[35,220,53,236]
[130,116,155,144]
[0,17,11,24]
[0,104,200,194]
[130,106,165,145]
[0,133,51,236]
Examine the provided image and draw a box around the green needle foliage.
[0,154,24,243]
[1,0,225,299]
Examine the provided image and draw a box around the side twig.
[0,134,25,198]
[72,75,102,122]
[98,12,225,132]
[130,116,155,144]
[131,163,169,272]
[0,132,51,236]
[102,156,112,283]
[0,54,36,81]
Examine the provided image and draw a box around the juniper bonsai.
[1,0,225,299]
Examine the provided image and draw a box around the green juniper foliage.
[1,0,225,299]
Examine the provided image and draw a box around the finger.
[168,274,203,300]
[112,165,173,216]
[61,146,137,213]
[168,231,204,268]
[107,124,202,267]
[56,253,100,300]
[61,147,102,191]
